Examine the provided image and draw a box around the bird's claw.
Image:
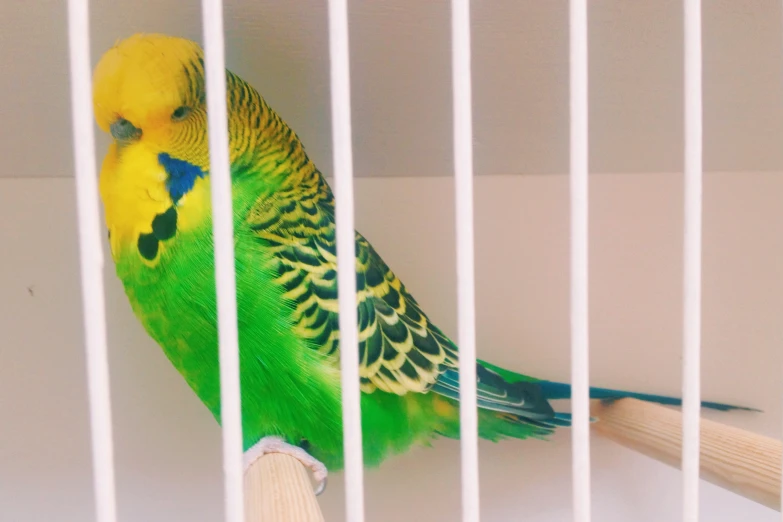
[314,475,327,496]
[243,436,328,496]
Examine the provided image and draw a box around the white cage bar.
[451,1,481,522]
[327,0,367,521]
[66,1,118,522]
[682,1,704,521]
[201,1,246,522]
[569,0,591,521]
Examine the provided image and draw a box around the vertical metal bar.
[65,2,118,521]
[569,0,591,521]
[327,1,366,521]
[451,1,480,521]
[682,1,703,521]
[201,2,244,521]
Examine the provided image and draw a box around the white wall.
[1,172,780,521]
[2,0,783,182]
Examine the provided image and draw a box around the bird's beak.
[110,117,142,142]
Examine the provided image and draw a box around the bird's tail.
[536,379,760,413]
[443,363,758,442]
[491,379,762,437]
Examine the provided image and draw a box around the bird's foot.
[243,436,328,496]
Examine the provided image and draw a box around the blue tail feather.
[537,380,760,413]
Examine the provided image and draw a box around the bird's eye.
[171,106,191,122]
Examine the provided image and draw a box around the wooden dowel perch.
[242,399,781,518]
[591,398,781,511]
[244,453,325,522]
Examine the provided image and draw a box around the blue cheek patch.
[158,152,205,204]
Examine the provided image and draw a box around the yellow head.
[93,33,307,264]
[93,33,220,263]
[93,33,209,170]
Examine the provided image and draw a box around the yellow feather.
[98,142,169,258]
[92,33,202,135]
[94,33,212,259]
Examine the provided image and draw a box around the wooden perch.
[591,397,781,511]
[244,453,325,522]
[241,398,780,518]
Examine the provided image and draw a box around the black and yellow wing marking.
[246,170,559,424]
[248,171,457,394]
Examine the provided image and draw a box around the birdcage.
[1,1,781,521]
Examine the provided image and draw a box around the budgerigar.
[92,33,752,493]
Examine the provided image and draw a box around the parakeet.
[92,33,752,492]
